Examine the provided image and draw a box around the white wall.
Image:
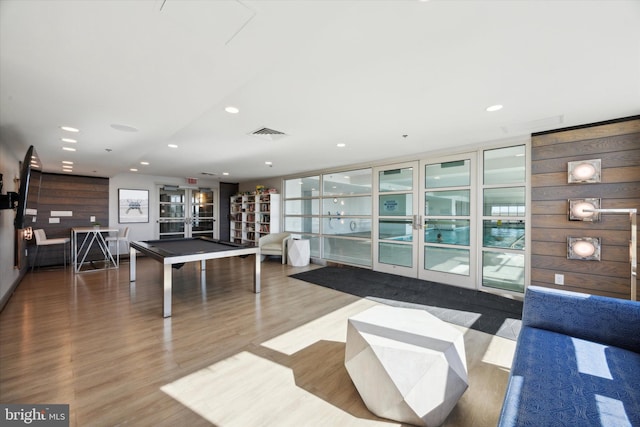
[0,141,25,307]
[109,173,220,241]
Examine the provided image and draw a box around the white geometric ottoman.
[344,305,468,426]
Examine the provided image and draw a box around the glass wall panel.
[379,167,413,192]
[323,169,372,196]
[323,196,371,216]
[323,237,372,267]
[483,220,525,249]
[424,246,470,276]
[483,187,525,216]
[285,199,319,215]
[482,251,525,292]
[322,218,371,237]
[379,242,413,267]
[425,190,470,216]
[379,194,412,216]
[484,145,525,185]
[379,219,413,241]
[424,220,470,245]
[284,217,319,233]
[285,176,320,198]
[425,160,470,188]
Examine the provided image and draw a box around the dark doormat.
[290,266,522,341]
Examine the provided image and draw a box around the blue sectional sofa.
[498,286,640,427]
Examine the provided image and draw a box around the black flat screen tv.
[14,145,42,230]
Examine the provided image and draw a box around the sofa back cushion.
[522,286,640,353]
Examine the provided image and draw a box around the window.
[481,145,526,292]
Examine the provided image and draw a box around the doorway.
[158,186,217,239]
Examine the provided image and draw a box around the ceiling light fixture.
[61,126,79,132]
[337,143,346,148]
[168,144,178,148]
[486,104,503,112]
[62,147,76,151]
[223,172,229,176]
[140,161,149,165]
[265,161,273,166]
[62,161,73,165]
[130,168,138,172]
[110,123,138,132]
[225,106,240,114]
[61,138,77,143]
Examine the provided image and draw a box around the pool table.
[129,237,260,317]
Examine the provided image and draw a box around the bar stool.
[32,229,70,270]
[105,227,130,265]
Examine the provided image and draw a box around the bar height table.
[71,226,119,273]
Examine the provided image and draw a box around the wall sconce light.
[568,198,601,222]
[568,159,601,183]
[567,237,601,261]
[23,226,33,240]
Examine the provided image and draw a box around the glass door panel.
[159,187,186,239]
[419,154,475,288]
[191,189,216,239]
[373,162,419,277]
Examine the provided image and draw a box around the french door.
[418,154,476,289]
[158,186,217,239]
[373,155,476,288]
[373,162,420,277]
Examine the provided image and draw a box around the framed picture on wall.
[118,189,149,223]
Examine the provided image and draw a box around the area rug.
[290,266,522,341]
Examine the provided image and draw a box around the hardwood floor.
[0,256,516,426]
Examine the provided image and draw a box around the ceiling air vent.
[249,127,288,141]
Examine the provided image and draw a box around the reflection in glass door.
[418,155,476,288]
[158,186,216,239]
[373,163,419,277]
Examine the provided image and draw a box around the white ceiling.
[1,0,639,182]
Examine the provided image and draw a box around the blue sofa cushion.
[522,286,640,353]
[500,326,640,427]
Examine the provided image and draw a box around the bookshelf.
[230,193,280,245]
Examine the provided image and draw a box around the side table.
[287,239,310,267]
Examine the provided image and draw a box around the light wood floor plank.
[0,257,515,426]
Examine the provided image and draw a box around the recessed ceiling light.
[62,161,73,165]
[140,161,149,165]
[168,144,178,148]
[223,172,229,176]
[61,126,79,132]
[337,143,346,148]
[130,168,138,172]
[62,147,76,151]
[61,138,77,143]
[62,168,73,173]
[225,106,240,114]
[486,104,503,112]
[265,161,273,165]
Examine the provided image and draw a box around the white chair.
[258,232,291,264]
[105,227,130,265]
[32,229,70,271]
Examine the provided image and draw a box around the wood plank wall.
[531,116,640,300]
[29,173,109,268]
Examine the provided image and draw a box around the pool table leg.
[254,253,261,293]
[163,263,172,318]
[129,246,137,282]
